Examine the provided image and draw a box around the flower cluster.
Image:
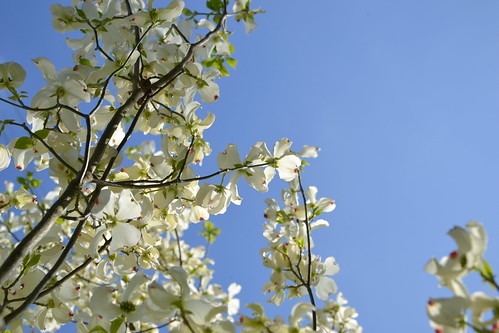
[241,179,362,332]
[425,221,499,333]
[0,0,361,332]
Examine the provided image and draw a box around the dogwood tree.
[1,1,498,333]
[0,0,362,332]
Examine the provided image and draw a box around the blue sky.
[2,1,499,332]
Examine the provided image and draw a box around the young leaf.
[34,129,49,140]
[226,58,237,68]
[206,0,223,11]
[14,137,34,149]
[110,316,125,333]
[79,58,93,67]
[89,326,107,333]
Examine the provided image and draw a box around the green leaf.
[89,326,108,333]
[22,254,30,266]
[213,14,222,25]
[206,221,215,230]
[75,8,87,20]
[219,64,229,76]
[196,78,209,88]
[200,221,220,243]
[14,136,34,149]
[34,129,49,140]
[26,254,41,268]
[202,58,216,68]
[31,179,41,188]
[482,260,494,281]
[79,58,92,67]
[206,0,223,11]
[110,316,125,333]
[226,58,237,68]
[183,8,193,16]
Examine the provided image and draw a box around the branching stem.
[297,171,317,330]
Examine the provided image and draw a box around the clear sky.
[2,1,499,332]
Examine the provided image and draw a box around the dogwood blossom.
[425,221,487,298]
[0,62,26,90]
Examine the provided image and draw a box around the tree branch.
[297,172,317,330]
[91,162,272,189]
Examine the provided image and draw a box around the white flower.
[89,272,149,322]
[31,57,91,108]
[0,62,26,89]
[218,144,272,194]
[195,183,231,215]
[425,221,487,297]
[450,220,487,270]
[50,4,79,33]
[427,297,468,330]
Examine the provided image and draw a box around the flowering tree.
[0,0,362,332]
[2,2,497,333]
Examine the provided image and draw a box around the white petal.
[289,302,316,326]
[90,286,121,319]
[32,57,57,82]
[427,296,468,328]
[109,223,141,253]
[243,167,269,192]
[91,189,116,218]
[310,219,329,231]
[115,189,141,220]
[316,276,338,301]
[298,145,320,158]
[148,282,178,308]
[277,155,301,182]
[0,145,11,171]
[324,257,340,276]
[273,138,292,157]
[168,266,190,297]
[199,81,219,103]
[121,271,149,302]
[218,144,241,169]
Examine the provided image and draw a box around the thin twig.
[88,23,114,62]
[297,171,317,330]
[91,162,272,189]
